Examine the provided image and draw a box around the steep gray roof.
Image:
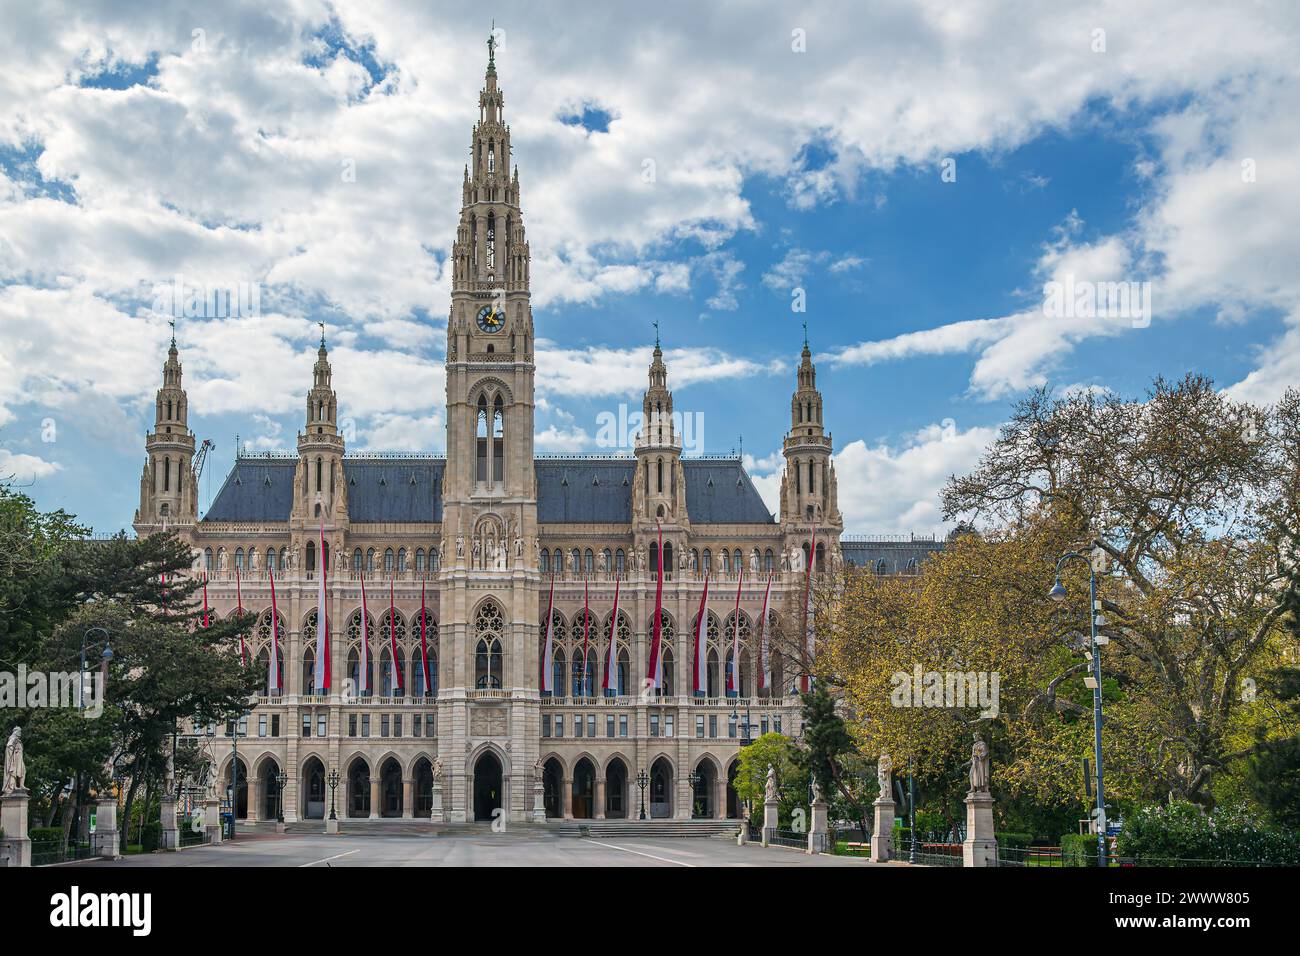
[203,455,774,526]
[842,537,944,573]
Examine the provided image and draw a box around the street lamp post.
[635,769,649,820]
[1050,550,1108,867]
[687,770,702,818]
[328,768,341,821]
[275,771,287,823]
[80,626,113,713]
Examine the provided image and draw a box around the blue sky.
[0,1,1296,534]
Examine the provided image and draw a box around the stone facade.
[132,45,886,826]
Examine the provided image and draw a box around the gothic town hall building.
[133,49,938,825]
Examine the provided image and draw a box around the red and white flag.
[388,578,403,692]
[579,578,591,697]
[800,526,817,693]
[728,568,744,694]
[602,577,621,694]
[358,574,371,695]
[646,522,665,689]
[201,572,210,628]
[692,573,710,695]
[418,580,432,695]
[540,574,556,694]
[757,573,773,692]
[313,520,331,691]
[268,568,282,694]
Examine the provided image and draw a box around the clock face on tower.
[476,305,505,333]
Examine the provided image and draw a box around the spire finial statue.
[653,320,660,350]
[168,318,176,348]
[318,321,326,349]
[802,321,809,349]
[487,23,496,71]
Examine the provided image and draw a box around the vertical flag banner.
[757,573,773,692]
[235,568,246,664]
[646,522,665,689]
[800,526,817,693]
[201,573,210,628]
[419,580,431,695]
[603,577,621,694]
[540,574,556,694]
[268,568,282,694]
[389,578,403,692]
[314,520,331,691]
[728,568,743,694]
[580,578,591,697]
[359,574,371,695]
[692,573,710,695]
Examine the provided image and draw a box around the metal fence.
[769,829,807,849]
[179,819,206,847]
[995,843,1291,868]
[896,837,963,866]
[31,838,98,867]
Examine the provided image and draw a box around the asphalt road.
[64,830,881,867]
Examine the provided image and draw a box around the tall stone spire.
[135,330,197,529]
[294,330,347,522]
[780,335,840,533]
[634,334,686,526]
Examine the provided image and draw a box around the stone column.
[807,793,829,854]
[431,782,446,823]
[871,795,895,863]
[0,788,32,867]
[94,794,122,858]
[761,795,779,847]
[369,777,380,819]
[159,793,179,850]
[562,777,573,819]
[530,780,546,823]
[594,778,606,819]
[402,779,414,819]
[963,790,997,867]
[202,796,222,846]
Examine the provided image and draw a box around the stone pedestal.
[761,798,779,847]
[94,795,121,859]
[871,796,895,863]
[962,790,997,867]
[0,789,32,867]
[807,797,829,854]
[202,797,222,846]
[531,784,546,823]
[159,795,179,850]
[325,813,339,835]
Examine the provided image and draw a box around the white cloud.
[0,448,62,482]
[535,343,783,399]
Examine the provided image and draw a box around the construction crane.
[193,438,214,483]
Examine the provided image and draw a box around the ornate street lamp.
[275,771,288,823]
[687,770,702,818]
[635,769,649,820]
[328,768,341,821]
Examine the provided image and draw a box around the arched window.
[552,649,566,699]
[474,601,505,688]
[663,543,673,578]
[476,395,488,483]
[163,456,170,491]
[316,456,322,493]
[604,612,631,697]
[650,542,659,575]
[431,548,440,571]
[384,548,395,574]
[734,549,743,572]
[413,609,438,696]
[492,394,504,483]
[584,549,594,574]
[703,548,712,572]
[265,548,275,571]
[346,610,373,696]
[366,548,375,572]
[764,549,774,571]
[570,548,581,574]
[540,548,550,573]
[657,457,664,493]
[307,542,318,572]
[397,548,407,572]
[234,548,244,571]
[721,549,730,573]
[301,612,319,695]
[725,611,752,697]
[415,548,425,572]
[352,548,363,572]
[615,549,625,575]
[203,547,213,570]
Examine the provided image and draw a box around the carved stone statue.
[3,726,26,793]
[781,550,791,571]
[290,544,300,570]
[164,752,176,791]
[249,548,259,571]
[514,535,523,558]
[431,758,443,784]
[811,779,822,803]
[534,758,544,784]
[496,542,508,571]
[456,535,465,558]
[764,764,777,802]
[877,753,893,792]
[472,539,481,567]
[790,546,805,573]
[637,546,647,573]
[970,736,990,793]
[598,550,608,573]
[217,548,228,571]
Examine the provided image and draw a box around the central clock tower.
[440,34,541,822]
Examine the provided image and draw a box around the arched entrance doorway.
[542,758,563,819]
[726,760,741,819]
[223,757,248,820]
[605,758,628,819]
[692,761,716,819]
[302,757,326,819]
[473,751,503,822]
[379,758,403,818]
[261,760,282,820]
[413,758,433,818]
[649,756,673,819]
[572,758,596,819]
[347,758,371,818]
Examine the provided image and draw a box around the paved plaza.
[63,830,881,868]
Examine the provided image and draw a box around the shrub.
[997,831,1033,851]
[1117,802,1300,866]
[140,821,162,853]
[1060,833,1097,866]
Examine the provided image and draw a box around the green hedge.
[140,821,162,853]
[1060,833,1097,866]
[1117,802,1300,866]
[28,826,63,844]
[997,831,1033,851]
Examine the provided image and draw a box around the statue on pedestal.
[969,736,990,793]
[431,758,443,785]
[877,754,893,793]
[3,727,25,793]
[764,765,777,802]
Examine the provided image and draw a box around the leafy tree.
[795,686,872,835]
[732,733,801,825]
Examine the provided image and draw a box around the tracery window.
[474,601,505,688]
